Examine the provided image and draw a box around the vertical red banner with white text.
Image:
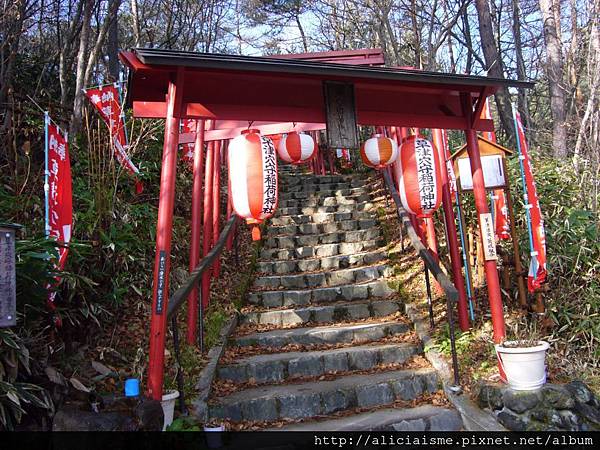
[47,123,73,305]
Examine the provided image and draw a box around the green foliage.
[166,416,202,431]
[427,325,474,357]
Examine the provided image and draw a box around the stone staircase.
[207,168,463,431]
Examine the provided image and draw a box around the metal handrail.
[382,170,461,388]
[165,213,240,413]
[167,214,240,318]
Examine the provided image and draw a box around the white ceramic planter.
[160,390,180,431]
[495,341,550,391]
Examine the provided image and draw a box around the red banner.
[514,110,547,292]
[46,123,72,310]
[85,84,143,193]
[181,119,197,164]
[480,98,510,240]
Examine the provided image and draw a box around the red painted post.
[432,129,471,331]
[462,95,506,343]
[225,143,235,251]
[147,69,184,401]
[212,140,222,277]
[201,133,215,309]
[186,119,205,344]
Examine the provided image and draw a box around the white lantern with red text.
[397,135,442,217]
[360,134,398,169]
[277,131,316,164]
[228,129,278,240]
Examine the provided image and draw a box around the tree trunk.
[539,0,568,158]
[512,0,531,130]
[130,0,141,46]
[107,0,121,80]
[70,0,93,135]
[474,0,514,139]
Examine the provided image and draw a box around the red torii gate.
[120,48,533,400]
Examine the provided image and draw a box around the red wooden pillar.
[147,69,184,401]
[225,142,235,251]
[186,119,205,344]
[432,129,471,331]
[201,133,215,309]
[212,140,223,277]
[462,95,506,343]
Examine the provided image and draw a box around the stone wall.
[476,381,600,431]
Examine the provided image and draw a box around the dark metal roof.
[133,48,534,90]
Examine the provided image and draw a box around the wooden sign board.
[323,81,358,149]
[458,155,506,190]
[0,225,19,327]
[479,213,498,261]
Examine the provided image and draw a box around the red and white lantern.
[277,131,316,164]
[360,134,398,169]
[228,129,278,240]
[397,136,442,218]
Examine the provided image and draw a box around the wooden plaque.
[0,226,17,327]
[323,81,358,149]
[479,213,498,261]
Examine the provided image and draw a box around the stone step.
[217,342,419,384]
[253,264,393,290]
[273,405,463,431]
[266,218,377,238]
[263,227,381,250]
[277,201,376,217]
[260,238,383,261]
[270,210,374,226]
[233,320,409,348]
[208,368,439,422]
[282,174,363,186]
[242,299,402,326]
[256,248,388,275]
[283,179,369,191]
[280,185,370,200]
[278,192,372,209]
[247,279,396,308]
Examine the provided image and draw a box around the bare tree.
[539,0,568,157]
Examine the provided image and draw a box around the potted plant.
[495,322,550,391]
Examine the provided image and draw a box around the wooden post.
[212,140,222,277]
[147,68,184,401]
[502,158,528,309]
[201,136,215,308]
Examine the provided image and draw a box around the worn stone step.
[280,186,370,200]
[273,405,463,431]
[247,279,396,308]
[282,175,363,186]
[283,179,368,192]
[253,264,393,290]
[260,238,383,261]
[233,320,408,348]
[208,368,439,422]
[266,218,377,238]
[242,299,402,326]
[217,342,419,384]
[263,227,381,250]
[256,248,388,275]
[278,192,372,209]
[277,201,376,217]
[270,210,374,226]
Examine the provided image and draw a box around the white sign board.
[458,155,506,190]
[479,213,498,261]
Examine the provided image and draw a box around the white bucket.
[204,424,225,448]
[495,341,550,391]
[160,390,180,431]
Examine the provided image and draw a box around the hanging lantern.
[360,134,398,169]
[277,131,316,164]
[397,135,443,218]
[228,129,278,240]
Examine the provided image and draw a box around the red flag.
[480,98,510,240]
[47,123,72,310]
[514,110,547,292]
[85,84,143,192]
[181,119,197,165]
